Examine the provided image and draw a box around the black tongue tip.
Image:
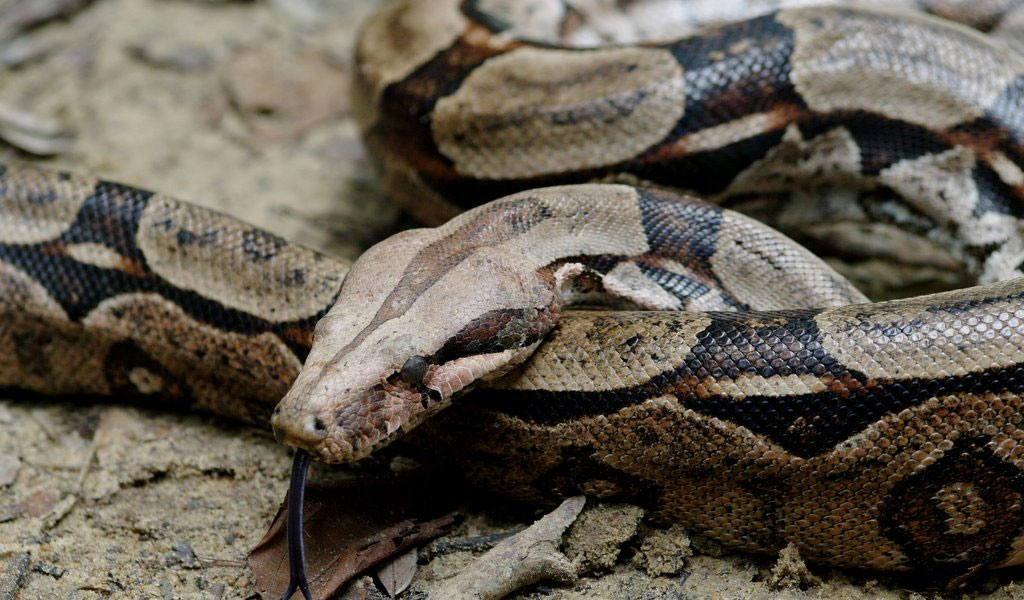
[280,449,312,600]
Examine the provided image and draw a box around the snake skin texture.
[355,0,1024,285]
[0,165,346,423]
[4,0,1024,576]
[272,182,1024,571]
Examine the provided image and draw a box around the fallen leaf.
[375,548,417,598]
[248,468,462,600]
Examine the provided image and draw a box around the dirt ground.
[2,1,1024,599]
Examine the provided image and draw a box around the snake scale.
[3,0,1024,579]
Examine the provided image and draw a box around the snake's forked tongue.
[280,450,312,600]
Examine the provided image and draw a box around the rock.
[0,553,29,600]
[767,543,821,590]
[631,524,692,577]
[0,454,20,487]
[223,48,349,141]
[565,503,644,573]
[165,541,201,569]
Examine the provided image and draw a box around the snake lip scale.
[3,0,1024,584]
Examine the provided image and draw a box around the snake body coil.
[4,0,1024,574]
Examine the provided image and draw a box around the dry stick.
[0,0,95,44]
[73,442,96,493]
[431,496,585,600]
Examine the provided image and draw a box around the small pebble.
[0,454,20,487]
[32,563,66,578]
[166,541,201,569]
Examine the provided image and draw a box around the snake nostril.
[274,413,327,444]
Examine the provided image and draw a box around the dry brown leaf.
[375,548,417,597]
[248,469,461,600]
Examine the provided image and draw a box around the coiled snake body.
[4,0,1024,574]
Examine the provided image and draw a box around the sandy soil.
[2,1,1024,599]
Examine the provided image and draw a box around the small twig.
[41,494,76,530]
[73,442,96,494]
[430,497,585,600]
[0,31,61,68]
[17,459,79,471]
[0,0,95,44]
[196,558,246,569]
[28,409,59,442]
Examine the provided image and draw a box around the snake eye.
[399,355,429,384]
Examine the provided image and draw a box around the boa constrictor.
[3,0,1024,579]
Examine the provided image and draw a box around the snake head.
[271,226,560,463]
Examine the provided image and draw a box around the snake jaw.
[272,342,545,463]
[271,366,440,463]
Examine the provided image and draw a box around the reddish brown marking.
[940,128,1024,203]
[369,23,524,186]
[277,324,316,354]
[825,374,866,399]
[39,240,153,277]
[651,102,806,162]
